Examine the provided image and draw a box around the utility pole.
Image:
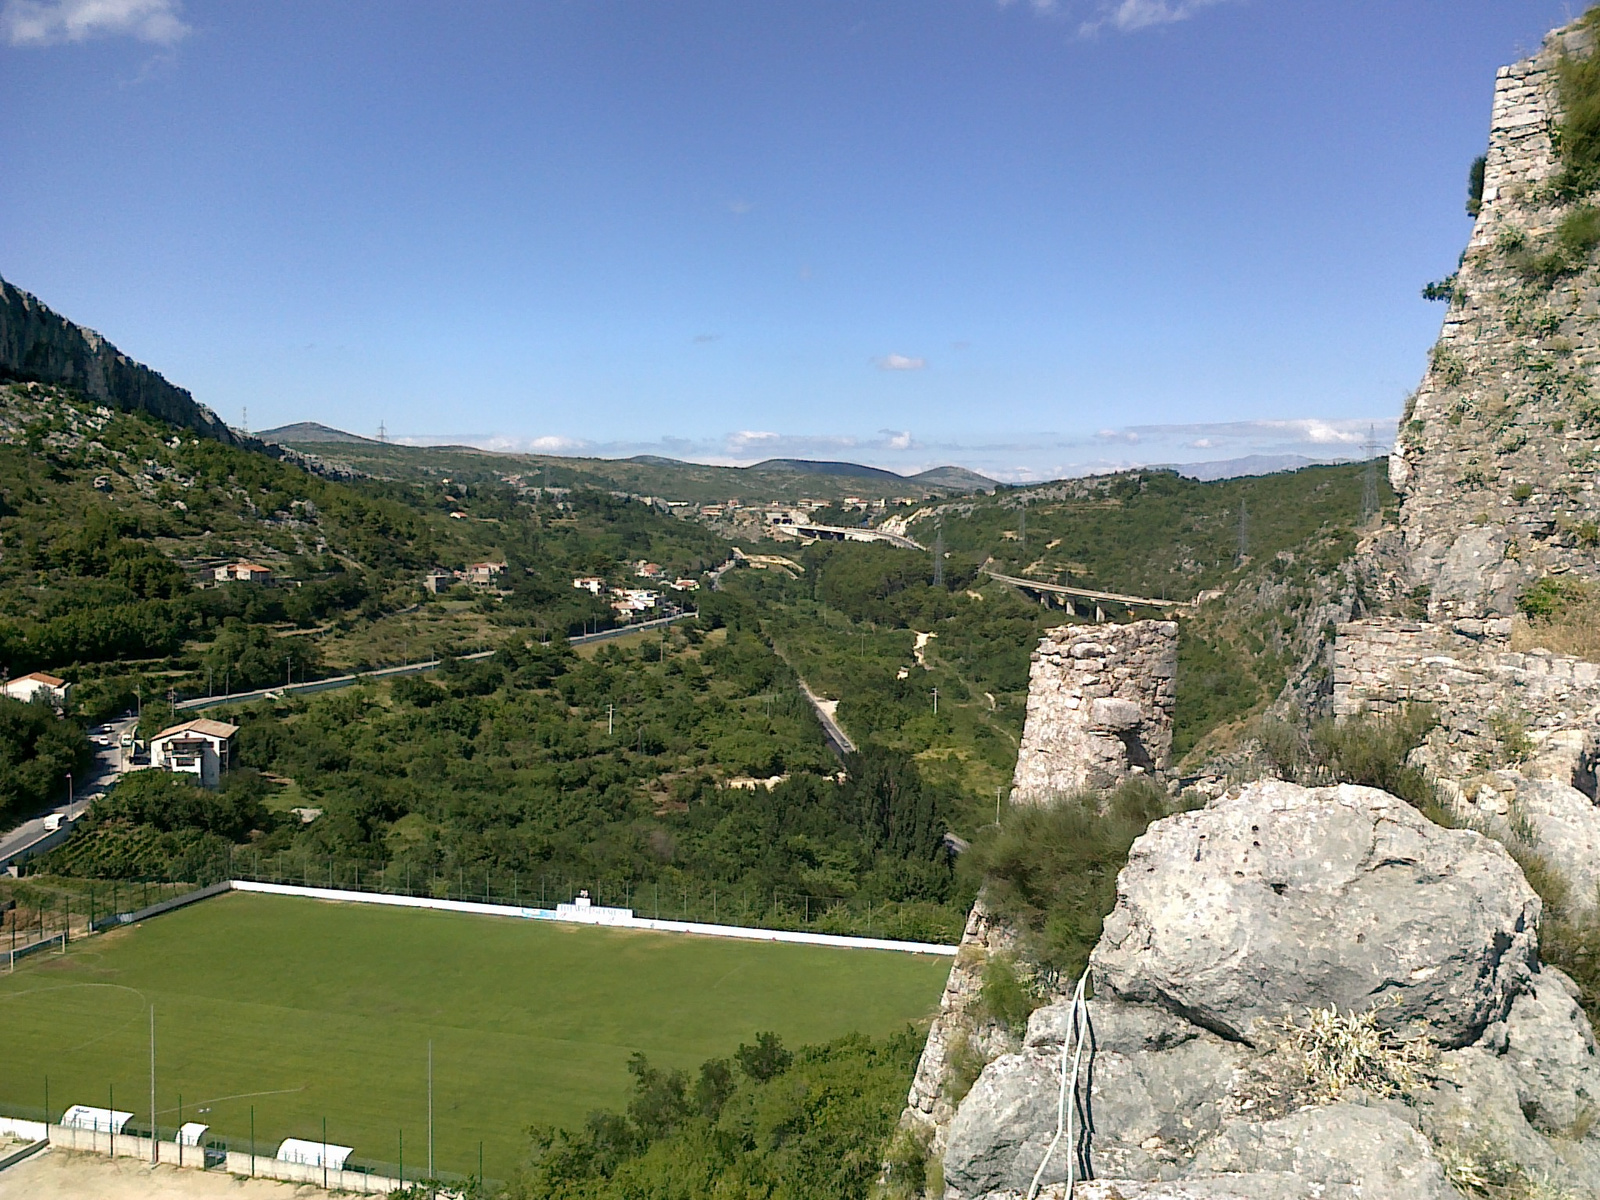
[608,704,614,736]
[377,421,388,444]
[931,688,939,716]
[427,1040,434,1183]
[241,406,248,436]
[932,522,944,587]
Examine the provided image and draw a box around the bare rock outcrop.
[0,274,243,446]
[939,782,1600,1200]
[1091,781,1539,1048]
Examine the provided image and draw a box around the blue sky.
[0,1,1579,479]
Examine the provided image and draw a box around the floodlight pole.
[427,1039,434,1182]
[150,1006,157,1164]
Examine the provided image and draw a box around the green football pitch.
[0,892,950,1181]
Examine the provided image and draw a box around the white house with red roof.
[3,671,71,709]
[150,718,239,788]
[214,562,274,584]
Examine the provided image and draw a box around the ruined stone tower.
[1009,620,1178,803]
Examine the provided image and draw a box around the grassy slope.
[0,892,947,1179]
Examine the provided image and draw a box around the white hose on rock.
[1027,967,1091,1200]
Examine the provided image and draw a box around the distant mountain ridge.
[257,421,381,444]
[1167,453,1355,481]
[268,427,998,492]
[0,274,244,446]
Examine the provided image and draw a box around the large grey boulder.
[1501,965,1600,1137]
[942,1000,1245,1198]
[1091,781,1540,1046]
[1188,1104,1456,1199]
[1512,776,1600,913]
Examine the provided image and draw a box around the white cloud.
[883,429,914,451]
[3,0,189,46]
[727,430,781,450]
[876,353,926,371]
[728,198,754,216]
[1080,0,1225,35]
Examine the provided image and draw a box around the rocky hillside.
[0,274,243,446]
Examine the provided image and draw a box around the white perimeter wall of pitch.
[229,880,956,955]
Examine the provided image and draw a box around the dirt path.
[0,1149,340,1200]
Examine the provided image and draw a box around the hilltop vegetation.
[0,380,724,720]
[267,431,989,506]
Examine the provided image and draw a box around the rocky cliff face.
[0,275,243,446]
[1390,22,1600,620]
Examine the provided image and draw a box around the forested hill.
[0,378,728,726]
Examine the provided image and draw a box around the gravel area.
[0,1149,341,1199]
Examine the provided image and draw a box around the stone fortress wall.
[1333,616,1600,787]
[1389,24,1600,621]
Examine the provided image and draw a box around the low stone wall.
[1010,620,1178,802]
[1333,617,1600,785]
[221,1149,399,1193]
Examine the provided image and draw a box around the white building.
[276,1138,354,1170]
[4,671,71,709]
[465,561,507,584]
[214,562,273,584]
[609,588,658,615]
[149,718,238,788]
[572,576,606,594]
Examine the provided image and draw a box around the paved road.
[797,680,857,759]
[0,715,134,871]
[175,610,700,713]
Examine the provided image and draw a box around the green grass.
[0,892,948,1182]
